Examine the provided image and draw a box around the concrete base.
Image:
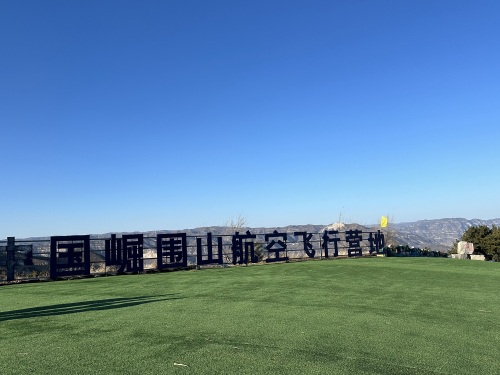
[470,255,486,261]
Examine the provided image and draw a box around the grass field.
[1,258,499,374]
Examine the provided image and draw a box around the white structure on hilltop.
[323,222,346,231]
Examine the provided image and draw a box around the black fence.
[384,245,447,258]
[0,229,385,283]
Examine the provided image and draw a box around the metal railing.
[0,229,385,283]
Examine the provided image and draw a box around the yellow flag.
[380,216,388,228]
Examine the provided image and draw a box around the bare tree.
[224,213,247,232]
[222,214,247,264]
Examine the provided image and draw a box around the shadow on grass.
[0,295,183,322]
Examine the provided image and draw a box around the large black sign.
[46,229,385,279]
[50,235,90,279]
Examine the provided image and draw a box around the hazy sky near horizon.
[1,0,499,238]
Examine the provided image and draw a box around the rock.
[457,241,474,255]
[470,255,485,261]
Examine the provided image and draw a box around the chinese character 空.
[265,230,288,263]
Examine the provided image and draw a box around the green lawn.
[1,258,499,374]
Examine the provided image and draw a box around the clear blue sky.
[1,0,499,238]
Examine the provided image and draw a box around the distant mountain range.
[16,218,500,252]
[390,218,500,251]
[146,218,500,252]
[116,218,500,252]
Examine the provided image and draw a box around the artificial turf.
[1,258,499,374]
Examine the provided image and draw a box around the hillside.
[391,218,500,251]
[9,218,500,253]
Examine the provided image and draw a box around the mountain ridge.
[8,218,500,252]
[390,218,500,251]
